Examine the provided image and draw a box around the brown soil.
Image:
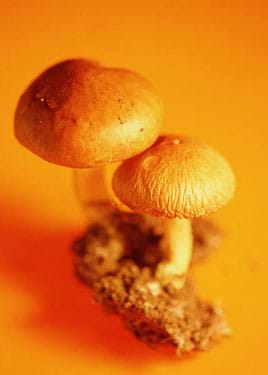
[73,208,229,355]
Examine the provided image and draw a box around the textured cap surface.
[15,59,163,167]
[112,135,236,218]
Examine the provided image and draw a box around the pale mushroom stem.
[103,164,133,213]
[73,168,193,288]
[73,165,131,221]
[73,168,107,206]
[73,168,109,225]
[156,218,192,288]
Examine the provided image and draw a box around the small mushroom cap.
[15,59,163,167]
[112,135,236,219]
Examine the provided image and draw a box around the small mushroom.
[112,135,236,286]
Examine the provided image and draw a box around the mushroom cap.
[14,59,163,167]
[112,135,236,219]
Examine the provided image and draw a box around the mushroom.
[15,59,163,168]
[15,58,163,221]
[112,135,236,286]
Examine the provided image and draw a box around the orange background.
[1,1,268,374]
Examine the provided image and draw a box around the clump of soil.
[73,208,229,355]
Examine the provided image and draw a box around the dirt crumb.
[73,209,228,354]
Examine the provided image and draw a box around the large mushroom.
[15,59,163,168]
[15,58,163,218]
[112,135,236,285]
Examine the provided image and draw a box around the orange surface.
[1,1,268,374]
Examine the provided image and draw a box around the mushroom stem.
[73,166,131,219]
[156,218,193,288]
[103,164,133,213]
[73,168,111,225]
[73,168,108,207]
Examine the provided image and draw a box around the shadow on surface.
[0,196,196,366]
